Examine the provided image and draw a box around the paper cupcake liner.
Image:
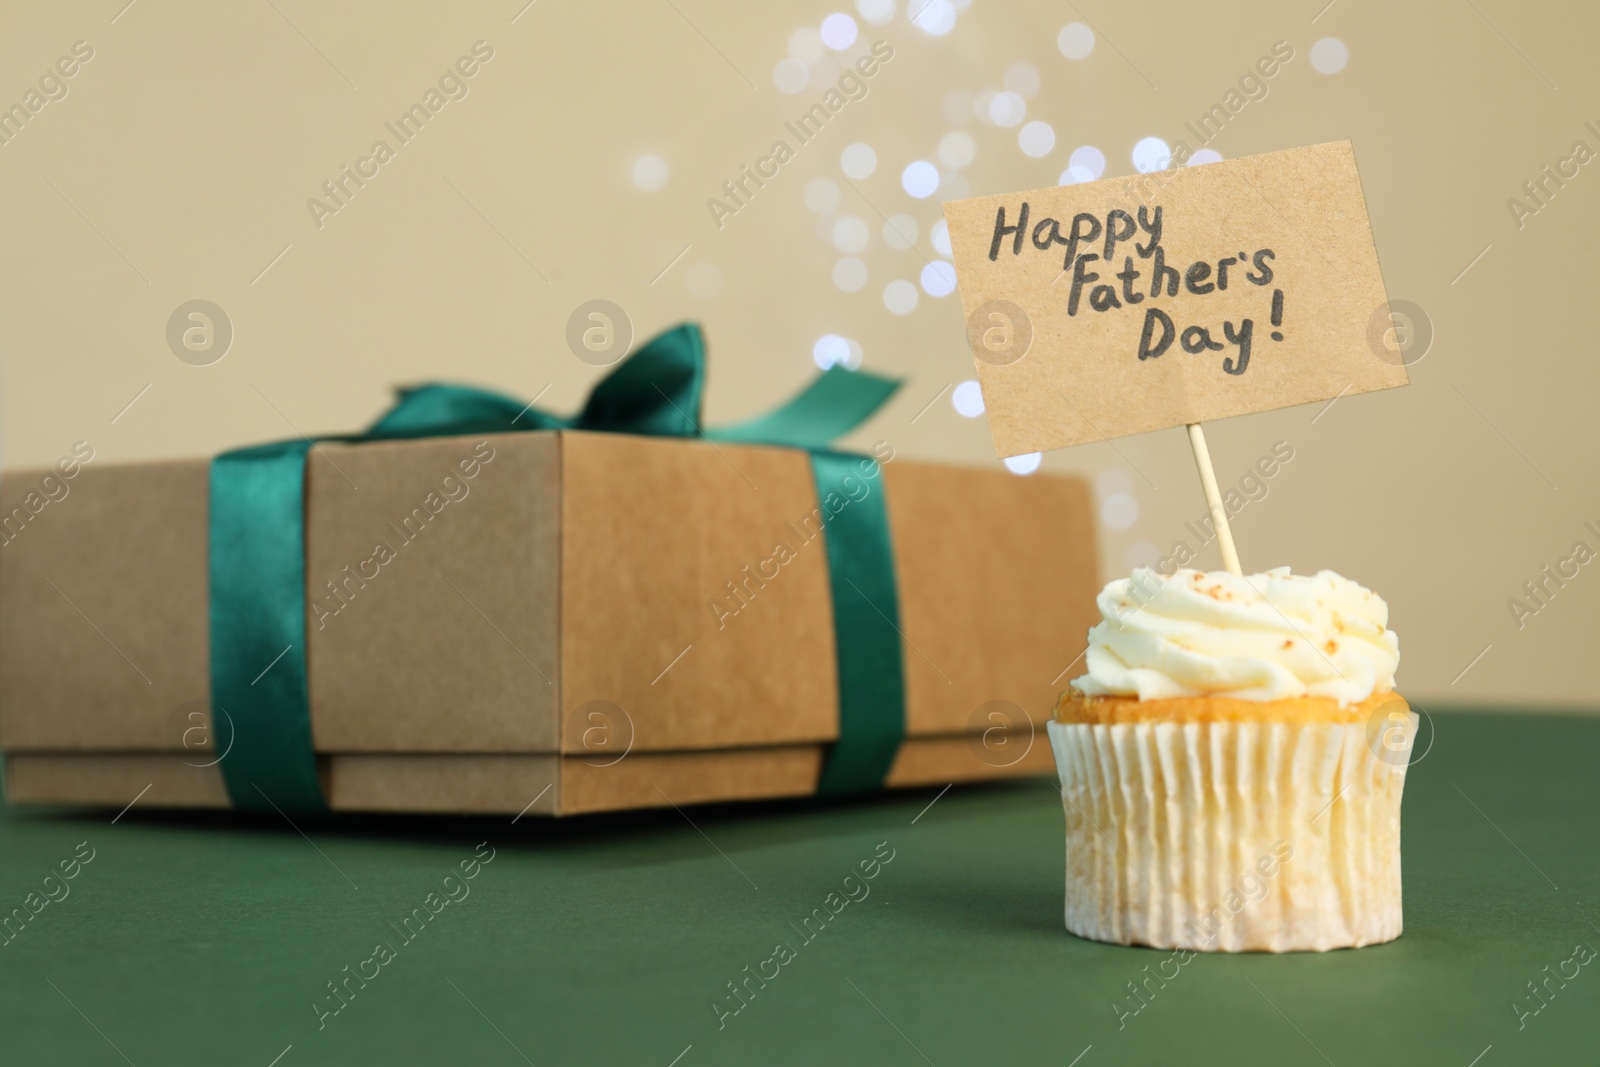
[1046,715,1416,952]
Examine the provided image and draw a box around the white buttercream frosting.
[1069,567,1399,706]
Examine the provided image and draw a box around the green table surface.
[1,709,1597,1066]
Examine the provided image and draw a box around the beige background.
[0,1,1594,708]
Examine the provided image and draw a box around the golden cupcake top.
[1068,566,1400,708]
[1055,688,1406,724]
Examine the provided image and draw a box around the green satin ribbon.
[210,323,907,812]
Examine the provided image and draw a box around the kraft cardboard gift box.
[0,429,1098,815]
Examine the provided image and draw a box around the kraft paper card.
[942,142,1408,457]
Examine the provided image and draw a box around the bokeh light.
[1004,453,1042,475]
[1095,469,1133,498]
[789,27,826,63]
[1003,61,1040,98]
[902,160,940,198]
[805,177,841,213]
[820,13,859,49]
[1057,23,1094,60]
[911,0,956,36]
[972,89,997,127]
[831,215,870,254]
[883,279,919,314]
[938,130,976,169]
[1019,121,1056,158]
[989,91,1026,127]
[952,380,984,417]
[1132,136,1172,173]
[1070,144,1106,179]
[1124,541,1160,570]
[920,260,957,296]
[774,57,809,94]
[1101,492,1139,529]
[1311,37,1349,74]
[833,257,869,291]
[631,155,668,192]
[840,142,878,179]
[857,0,895,25]
[813,334,854,370]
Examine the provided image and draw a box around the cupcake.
[1047,566,1415,952]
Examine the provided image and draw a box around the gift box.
[0,326,1099,816]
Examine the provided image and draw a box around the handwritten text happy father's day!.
[986,203,1286,376]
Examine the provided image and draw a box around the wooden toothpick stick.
[1185,423,1242,576]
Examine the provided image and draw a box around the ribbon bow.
[210,324,906,812]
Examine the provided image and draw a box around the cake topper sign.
[942,141,1407,574]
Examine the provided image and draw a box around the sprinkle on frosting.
[1070,567,1400,707]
